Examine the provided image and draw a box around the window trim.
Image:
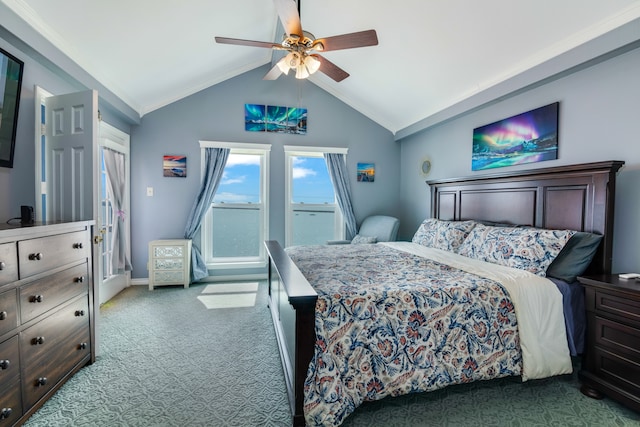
[199,140,271,269]
[284,145,346,247]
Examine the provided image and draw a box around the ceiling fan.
[214,0,378,82]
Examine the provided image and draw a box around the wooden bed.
[265,160,624,426]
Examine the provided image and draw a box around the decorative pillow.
[458,224,576,276]
[412,218,477,252]
[546,232,603,282]
[351,234,378,244]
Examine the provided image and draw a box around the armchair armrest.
[326,240,351,245]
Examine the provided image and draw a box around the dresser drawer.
[21,296,91,408]
[0,289,18,336]
[0,378,22,425]
[19,263,88,324]
[0,336,19,386]
[18,231,89,278]
[594,290,640,326]
[0,243,18,287]
[594,315,640,360]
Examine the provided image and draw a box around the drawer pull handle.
[29,252,43,261]
[0,311,6,320]
[30,295,44,303]
[73,242,84,249]
[75,310,86,317]
[75,276,85,283]
[79,342,88,350]
[32,336,45,345]
[0,261,5,270]
[0,359,9,370]
[36,377,48,386]
[0,407,12,420]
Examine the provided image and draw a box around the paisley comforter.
[286,242,571,427]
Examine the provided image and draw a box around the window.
[200,141,270,269]
[285,146,345,247]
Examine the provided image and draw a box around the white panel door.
[44,90,98,222]
[43,89,101,355]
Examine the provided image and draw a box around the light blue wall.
[398,47,640,273]
[129,65,398,279]
[0,27,132,222]
[3,9,639,279]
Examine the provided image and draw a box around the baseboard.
[131,274,267,287]
[197,273,267,283]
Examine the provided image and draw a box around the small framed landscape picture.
[163,155,187,177]
[357,163,375,182]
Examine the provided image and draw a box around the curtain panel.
[103,148,132,273]
[324,153,357,240]
[184,147,230,281]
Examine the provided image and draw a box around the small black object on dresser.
[577,274,640,412]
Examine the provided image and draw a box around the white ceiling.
[4,0,640,134]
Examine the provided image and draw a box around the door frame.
[98,121,131,304]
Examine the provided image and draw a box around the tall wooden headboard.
[427,161,624,275]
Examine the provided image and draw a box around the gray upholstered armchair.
[327,215,400,244]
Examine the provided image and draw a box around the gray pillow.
[546,232,603,282]
[351,234,378,244]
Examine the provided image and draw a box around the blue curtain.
[324,153,357,240]
[184,147,230,281]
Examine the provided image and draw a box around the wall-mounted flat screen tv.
[0,47,24,168]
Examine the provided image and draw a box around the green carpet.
[23,282,640,426]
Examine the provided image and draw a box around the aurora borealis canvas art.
[245,104,307,134]
[472,102,559,171]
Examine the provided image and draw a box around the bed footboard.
[265,240,317,427]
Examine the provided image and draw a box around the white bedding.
[382,241,572,380]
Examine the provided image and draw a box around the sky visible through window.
[213,154,335,204]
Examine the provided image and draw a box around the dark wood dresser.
[577,274,640,412]
[0,221,95,426]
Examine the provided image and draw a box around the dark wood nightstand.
[577,274,640,412]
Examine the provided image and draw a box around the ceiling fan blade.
[273,0,303,37]
[215,36,280,49]
[263,63,284,80]
[314,30,378,52]
[315,55,349,82]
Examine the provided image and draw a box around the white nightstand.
[148,239,192,290]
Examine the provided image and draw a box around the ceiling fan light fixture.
[295,63,310,79]
[276,56,291,74]
[287,52,301,68]
[304,54,321,74]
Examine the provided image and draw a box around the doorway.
[34,86,131,305]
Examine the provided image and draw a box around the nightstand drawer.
[594,290,640,326]
[592,346,640,395]
[152,257,184,271]
[594,315,640,360]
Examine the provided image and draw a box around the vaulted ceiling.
[3,0,640,136]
